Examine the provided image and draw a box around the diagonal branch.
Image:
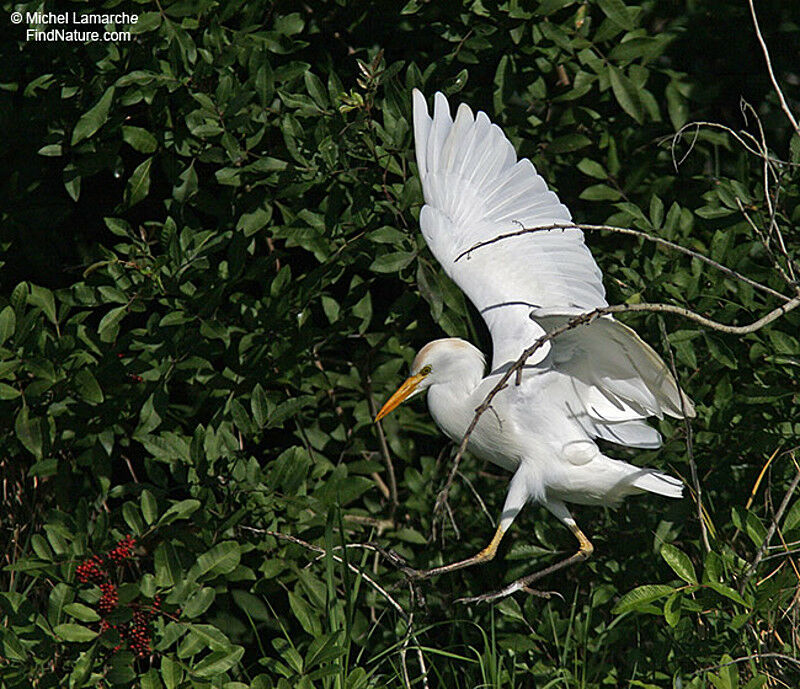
[659,317,710,553]
[243,526,408,619]
[454,223,791,303]
[435,297,800,517]
[748,0,800,138]
[743,461,800,584]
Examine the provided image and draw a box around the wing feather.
[413,90,606,369]
[412,90,695,437]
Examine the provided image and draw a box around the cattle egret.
[376,90,694,602]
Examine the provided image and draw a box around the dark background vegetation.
[1,0,799,687]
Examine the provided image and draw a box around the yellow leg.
[458,521,594,603]
[411,524,507,580]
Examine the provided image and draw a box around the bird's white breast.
[426,377,523,474]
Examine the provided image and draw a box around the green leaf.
[706,581,749,607]
[28,284,57,326]
[189,541,241,581]
[54,623,98,642]
[666,81,688,130]
[608,67,644,123]
[140,669,163,689]
[154,542,183,587]
[161,657,183,689]
[122,501,145,535]
[173,163,198,203]
[71,86,115,145]
[193,646,245,678]
[158,499,201,525]
[98,305,127,343]
[74,369,104,404]
[663,592,681,627]
[122,125,158,153]
[612,584,675,614]
[369,251,415,273]
[231,590,270,622]
[237,207,273,236]
[69,644,98,686]
[577,158,607,179]
[141,489,158,525]
[251,384,269,428]
[597,0,634,30]
[0,305,16,346]
[64,603,101,623]
[661,543,697,584]
[184,587,216,618]
[783,499,800,532]
[548,134,592,153]
[579,184,621,201]
[289,591,321,635]
[15,407,43,458]
[125,157,153,207]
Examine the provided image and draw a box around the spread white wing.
[412,89,694,440]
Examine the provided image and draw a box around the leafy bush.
[1,0,799,687]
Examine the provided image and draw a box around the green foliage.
[1,0,799,687]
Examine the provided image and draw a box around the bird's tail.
[631,469,683,499]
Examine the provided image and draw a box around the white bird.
[375,90,695,602]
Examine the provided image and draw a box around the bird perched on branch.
[375,90,695,602]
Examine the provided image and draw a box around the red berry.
[98,582,118,615]
[76,555,106,584]
[107,535,136,564]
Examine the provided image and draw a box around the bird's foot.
[456,581,562,604]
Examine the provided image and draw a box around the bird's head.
[375,338,484,421]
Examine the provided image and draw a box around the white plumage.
[376,90,694,599]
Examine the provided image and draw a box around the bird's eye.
[420,365,432,376]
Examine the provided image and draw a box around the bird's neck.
[426,363,485,444]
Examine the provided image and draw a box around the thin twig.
[669,120,798,169]
[744,466,800,583]
[736,198,799,296]
[455,469,495,528]
[432,445,480,531]
[244,527,408,619]
[366,376,400,512]
[658,317,709,553]
[748,0,800,137]
[454,223,791,303]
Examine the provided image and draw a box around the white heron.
[375,90,695,602]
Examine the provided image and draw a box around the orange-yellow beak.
[374,374,426,422]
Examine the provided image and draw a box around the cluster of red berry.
[107,534,136,564]
[98,582,119,615]
[97,597,162,657]
[75,555,106,584]
[74,536,164,658]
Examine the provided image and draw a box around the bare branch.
[744,463,800,583]
[456,469,496,528]
[748,0,800,137]
[670,120,798,168]
[366,375,400,512]
[593,298,800,335]
[659,318,710,553]
[244,526,408,619]
[736,198,799,295]
[439,297,800,512]
[454,223,791,303]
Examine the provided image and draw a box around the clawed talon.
[455,584,560,605]
[523,586,563,602]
